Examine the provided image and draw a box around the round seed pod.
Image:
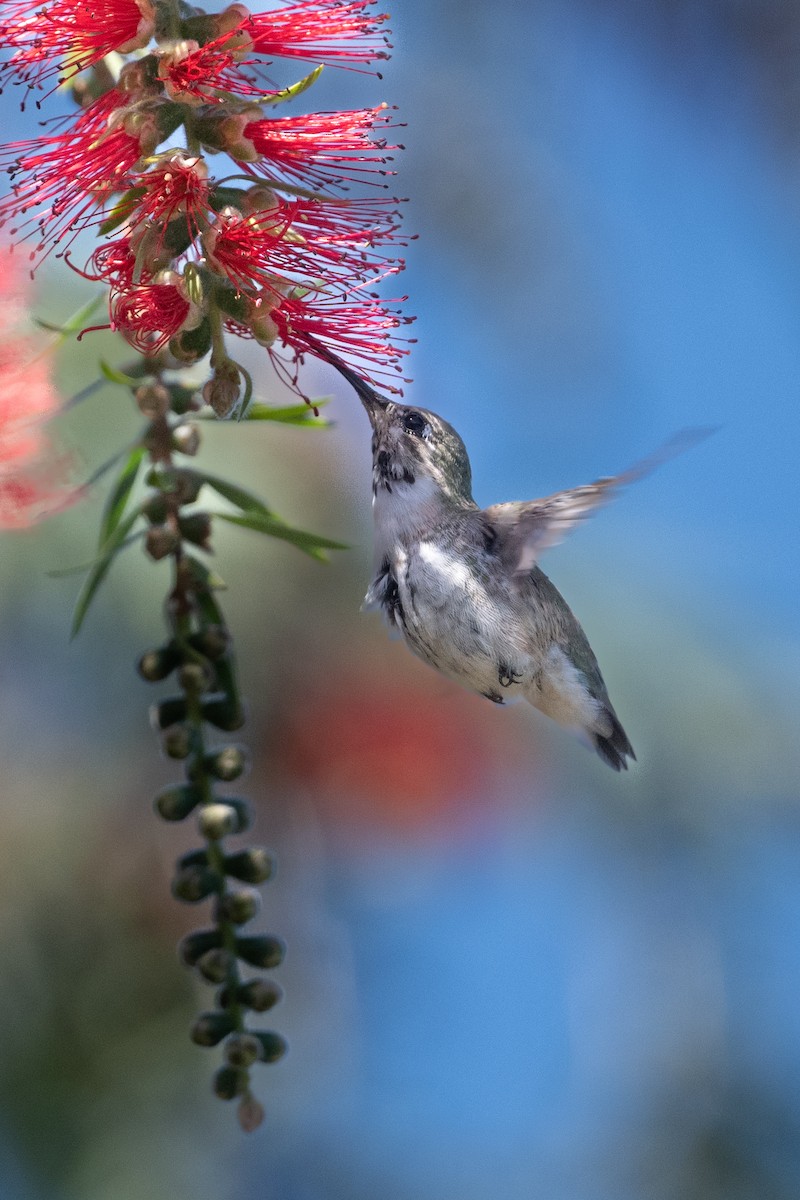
[214,887,261,926]
[235,935,285,970]
[223,847,274,884]
[252,1031,288,1064]
[179,927,222,967]
[154,784,202,822]
[213,1066,247,1100]
[190,1011,235,1047]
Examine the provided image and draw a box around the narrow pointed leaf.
[242,400,330,426]
[99,359,144,387]
[263,65,323,106]
[99,444,146,547]
[202,473,272,517]
[70,509,143,639]
[98,185,147,235]
[185,556,227,626]
[48,531,144,577]
[34,293,104,342]
[215,510,347,560]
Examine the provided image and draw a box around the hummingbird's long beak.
[302,336,389,427]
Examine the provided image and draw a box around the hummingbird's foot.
[483,690,505,705]
[498,663,523,688]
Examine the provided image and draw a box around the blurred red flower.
[0,255,77,528]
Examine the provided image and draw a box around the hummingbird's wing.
[483,427,715,576]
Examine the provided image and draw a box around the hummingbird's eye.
[400,410,429,437]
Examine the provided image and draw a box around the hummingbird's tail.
[592,709,636,771]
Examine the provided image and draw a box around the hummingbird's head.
[333,363,474,505]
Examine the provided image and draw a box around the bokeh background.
[2,0,800,1196]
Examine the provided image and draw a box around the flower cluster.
[0,0,409,409]
[0,253,76,527]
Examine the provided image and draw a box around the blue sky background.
[1,2,800,1197]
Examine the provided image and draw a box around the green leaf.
[34,293,105,342]
[202,473,272,517]
[215,511,347,560]
[99,444,146,547]
[99,359,145,387]
[241,399,330,427]
[48,531,144,577]
[98,185,147,235]
[262,65,323,106]
[70,508,143,639]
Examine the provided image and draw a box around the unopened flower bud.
[137,643,180,681]
[191,1010,236,1047]
[172,422,201,456]
[169,318,212,364]
[202,359,241,418]
[224,1033,261,1068]
[235,935,285,970]
[178,661,211,694]
[177,847,209,871]
[190,625,229,659]
[145,524,179,560]
[252,1030,288,1063]
[199,798,252,839]
[172,864,219,902]
[150,695,189,730]
[224,847,274,884]
[162,724,192,759]
[239,979,283,1013]
[141,492,169,524]
[217,979,282,1012]
[136,382,171,419]
[215,887,261,926]
[238,1093,265,1132]
[208,746,246,781]
[155,783,202,822]
[197,947,234,983]
[241,184,280,218]
[201,695,246,731]
[178,511,212,548]
[179,927,222,966]
[213,1065,247,1100]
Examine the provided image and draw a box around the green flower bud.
[178,512,212,548]
[137,643,180,682]
[162,724,192,759]
[212,1065,246,1101]
[151,696,188,730]
[141,492,169,524]
[169,318,212,365]
[235,935,285,970]
[198,803,238,840]
[224,847,274,884]
[197,947,234,984]
[252,1031,288,1064]
[215,887,261,926]
[178,661,212,694]
[239,979,283,1013]
[179,927,222,966]
[189,625,229,659]
[216,979,282,1013]
[168,385,200,416]
[154,783,202,822]
[208,746,246,782]
[177,847,209,870]
[224,1033,261,1068]
[172,864,219,903]
[190,1010,235,1047]
[201,695,246,731]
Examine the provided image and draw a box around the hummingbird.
[313,348,710,770]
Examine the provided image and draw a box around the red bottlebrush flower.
[222,0,390,69]
[110,270,205,354]
[246,282,410,393]
[0,92,163,267]
[0,0,156,92]
[236,104,396,188]
[156,36,268,105]
[205,192,404,295]
[0,253,77,527]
